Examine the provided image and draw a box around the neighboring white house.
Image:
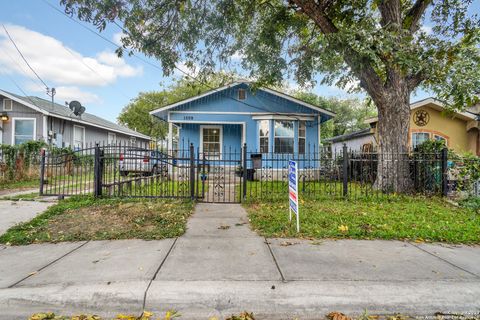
[324,128,375,153]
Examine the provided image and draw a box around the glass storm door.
[201,126,222,160]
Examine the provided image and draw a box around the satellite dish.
[68,101,85,116]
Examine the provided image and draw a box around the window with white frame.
[259,120,269,153]
[3,99,13,111]
[412,132,430,149]
[299,121,306,154]
[108,132,116,144]
[201,126,221,159]
[13,118,35,145]
[73,125,85,148]
[434,134,447,146]
[274,120,294,154]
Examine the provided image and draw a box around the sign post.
[288,160,300,233]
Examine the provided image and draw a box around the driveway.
[0,203,479,319]
[0,200,53,235]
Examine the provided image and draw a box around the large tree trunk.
[373,87,412,193]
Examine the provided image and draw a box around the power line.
[0,46,46,94]
[41,0,331,129]
[2,24,49,90]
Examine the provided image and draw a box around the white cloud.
[174,61,199,78]
[0,24,142,87]
[420,25,433,35]
[231,51,245,61]
[112,32,125,46]
[25,83,101,104]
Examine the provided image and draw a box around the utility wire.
[0,47,46,94]
[41,0,332,134]
[2,24,50,90]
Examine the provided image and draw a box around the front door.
[198,125,243,203]
[200,125,222,160]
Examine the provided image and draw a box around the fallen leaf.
[327,311,352,320]
[338,225,349,233]
[280,241,299,246]
[218,225,230,230]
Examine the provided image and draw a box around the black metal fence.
[39,142,478,202]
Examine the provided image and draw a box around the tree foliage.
[293,92,377,138]
[117,73,236,140]
[62,0,480,110]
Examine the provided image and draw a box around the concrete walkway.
[0,203,479,319]
[0,200,53,235]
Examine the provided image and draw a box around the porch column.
[168,122,173,179]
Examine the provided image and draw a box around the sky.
[0,0,478,123]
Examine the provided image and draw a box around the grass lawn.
[0,179,39,192]
[0,196,194,245]
[0,192,39,201]
[244,195,480,244]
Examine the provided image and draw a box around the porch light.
[0,114,8,121]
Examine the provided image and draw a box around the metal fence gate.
[40,142,466,201]
[196,147,245,203]
[40,143,245,203]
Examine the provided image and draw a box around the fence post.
[342,144,348,197]
[242,143,247,200]
[94,144,103,198]
[441,147,448,197]
[39,149,46,196]
[189,143,195,200]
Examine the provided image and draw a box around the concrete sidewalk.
[0,203,479,319]
[0,200,53,235]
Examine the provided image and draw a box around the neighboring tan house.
[326,98,480,155]
[0,89,151,148]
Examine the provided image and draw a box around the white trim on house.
[11,117,36,145]
[170,111,318,115]
[199,125,223,160]
[150,83,242,115]
[0,91,47,114]
[42,115,48,141]
[108,132,116,144]
[149,82,336,117]
[260,87,336,117]
[257,119,270,153]
[3,99,13,111]
[73,125,86,148]
[252,114,315,121]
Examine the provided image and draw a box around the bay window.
[299,121,306,154]
[274,120,294,154]
[259,120,269,153]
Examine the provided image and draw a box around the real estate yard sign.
[288,160,300,232]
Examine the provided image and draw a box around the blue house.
[150,82,335,161]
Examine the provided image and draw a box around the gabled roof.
[149,81,336,118]
[0,89,151,140]
[324,128,373,143]
[364,97,477,124]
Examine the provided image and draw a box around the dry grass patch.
[0,196,194,245]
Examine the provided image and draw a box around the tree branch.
[290,0,338,34]
[378,0,402,28]
[291,0,387,101]
[403,0,433,33]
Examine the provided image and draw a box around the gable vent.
[3,99,13,111]
[238,88,246,100]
